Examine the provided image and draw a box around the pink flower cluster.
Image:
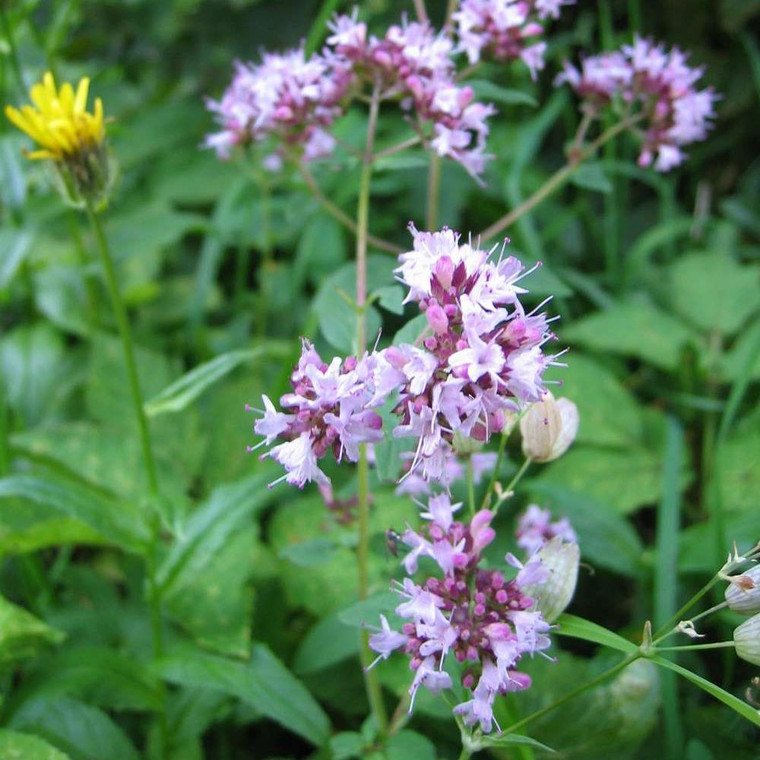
[556,36,718,171]
[250,340,389,487]
[249,226,556,488]
[453,0,575,78]
[204,48,351,161]
[206,10,496,177]
[369,493,552,732]
[327,12,496,178]
[516,504,577,555]
[384,225,556,481]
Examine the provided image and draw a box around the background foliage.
[1,0,759,758]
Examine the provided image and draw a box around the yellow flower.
[4,71,105,161]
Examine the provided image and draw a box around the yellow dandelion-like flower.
[5,71,105,161]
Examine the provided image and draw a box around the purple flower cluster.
[556,35,718,171]
[453,0,575,78]
[206,10,497,177]
[516,504,577,555]
[249,226,556,488]
[327,12,496,178]
[369,493,552,732]
[204,48,351,161]
[250,340,388,487]
[384,225,556,481]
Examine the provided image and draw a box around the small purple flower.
[557,36,718,171]
[370,496,554,732]
[516,504,577,554]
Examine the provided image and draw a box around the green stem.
[426,152,441,230]
[479,116,641,243]
[654,642,734,653]
[654,600,728,645]
[354,86,388,735]
[492,457,532,515]
[652,575,721,643]
[502,654,641,735]
[84,200,168,758]
[67,210,100,324]
[466,456,476,517]
[298,163,402,255]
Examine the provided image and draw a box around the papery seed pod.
[734,614,760,666]
[520,393,579,463]
[725,565,760,615]
[523,536,580,622]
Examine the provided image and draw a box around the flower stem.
[466,456,476,517]
[502,654,641,735]
[298,163,402,255]
[354,86,388,735]
[426,152,441,230]
[652,575,722,643]
[492,457,532,515]
[654,641,735,653]
[84,200,168,757]
[478,116,642,243]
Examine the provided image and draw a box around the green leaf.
[0,227,32,289]
[372,285,405,315]
[468,79,538,106]
[532,445,670,515]
[571,162,613,193]
[0,323,72,426]
[295,214,348,286]
[481,732,555,752]
[545,353,645,447]
[525,484,645,576]
[0,729,71,760]
[392,312,428,346]
[385,730,437,760]
[293,613,360,675]
[0,474,150,553]
[374,154,429,171]
[313,257,392,353]
[336,591,398,630]
[329,731,364,760]
[562,300,699,372]
[0,595,64,666]
[21,647,162,712]
[144,344,288,417]
[279,537,339,568]
[155,644,331,746]
[10,697,140,760]
[649,655,760,728]
[554,614,639,654]
[666,251,760,336]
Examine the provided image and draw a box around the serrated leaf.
[145,344,288,416]
[0,595,64,666]
[563,300,699,372]
[0,729,71,760]
[0,474,149,553]
[155,644,331,746]
[667,251,760,336]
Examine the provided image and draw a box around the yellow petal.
[74,77,90,114]
[26,148,58,160]
[59,82,75,114]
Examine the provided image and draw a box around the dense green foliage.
[1,1,759,759]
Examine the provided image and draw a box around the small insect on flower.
[385,529,402,558]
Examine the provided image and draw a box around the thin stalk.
[84,200,168,758]
[413,0,429,24]
[67,210,100,324]
[354,86,388,735]
[494,457,532,514]
[466,456,476,516]
[426,152,441,230]
[298,163,402,255]
[654,600,729,645]
[654,642,734,653]
[479,116,641,243]
[482,429,509,510]
[457,748,472,760]
[373,136,422,160]
[652,575,722,643]
[503,654,641,735]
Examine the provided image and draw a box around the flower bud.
[522,536,580,622]
[734,614,760,666]
[725,565,760,615]
[520,393,579,463]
